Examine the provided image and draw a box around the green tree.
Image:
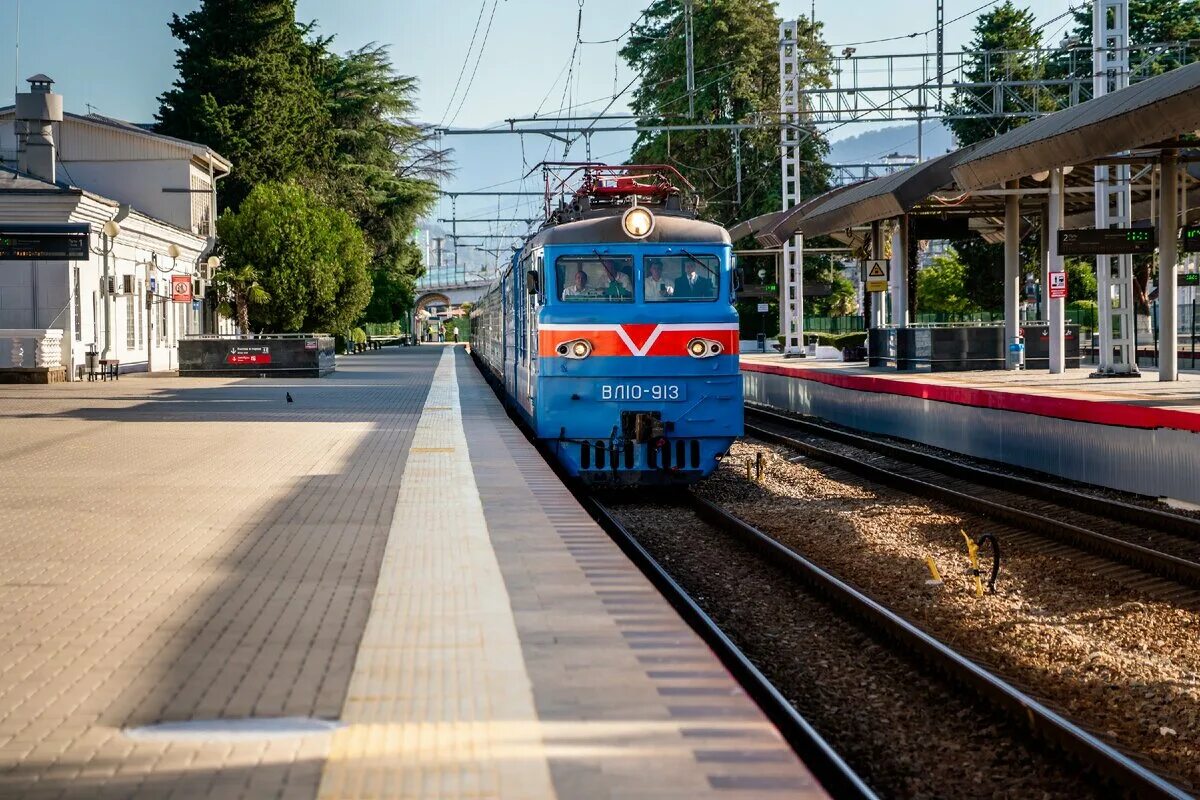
[1065,257,1097,302]
[156,0,330,210]
[217,182,372,332]
[917,251,978,314]
[942,3,1054,310]
[944,2,1054,146]
[314,44,446,321]
[620,0,832,227]
[213,263,271,333]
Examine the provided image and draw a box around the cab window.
[643,253,721,302]
[557,255,634,302]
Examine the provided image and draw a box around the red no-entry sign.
[171,275,193,303]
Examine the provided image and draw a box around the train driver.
[562,269,589,298]
[644,258,673,300]
[599,259,633,298]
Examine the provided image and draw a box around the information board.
[1058,227,1155,255]
[1178,273,1200,288]
[0,224,89,261]
[1183,226,1200,253]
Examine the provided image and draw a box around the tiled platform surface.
[0,346,825,799]
[743,354,1200,433]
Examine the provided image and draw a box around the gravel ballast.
[695,440,1200,790]
[611,500,1108,799]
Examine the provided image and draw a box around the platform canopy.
[727,181,861,246]
[952,61,1200,190]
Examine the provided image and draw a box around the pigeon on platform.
[286,392,294,403]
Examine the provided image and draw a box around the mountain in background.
[828,120,955,163]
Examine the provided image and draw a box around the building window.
[73,267,81,341]
[160,300,168,345]
[136,281,143,350]
[125,292,135,349]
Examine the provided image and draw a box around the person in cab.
[674,258,715,299]
[644,258,673,300]
[600,260,633,299]
[563,269,590,298]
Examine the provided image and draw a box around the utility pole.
[778,19,804,356]
[684,0,696,118]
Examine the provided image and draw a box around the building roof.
[0,107,232,174]
[952,61,1200,190]
[0,165,85,194]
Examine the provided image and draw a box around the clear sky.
[0,0,1079,126]
[0,0,1079,245]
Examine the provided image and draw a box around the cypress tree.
[156,0,330,210]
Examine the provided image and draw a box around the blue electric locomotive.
[471,164,742,485]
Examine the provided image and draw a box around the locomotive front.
[530,167,743,485]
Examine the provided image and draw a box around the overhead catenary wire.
[444,0,501,129]
[437,0,489,127]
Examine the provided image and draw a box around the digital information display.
[1058,227,1155,256]
[0,224,90,261]
[1183,226,1200,254]
[1178,273,1200,288]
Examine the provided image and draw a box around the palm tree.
[214,264,270,334]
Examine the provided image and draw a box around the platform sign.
[1178,272,1200,288]
[1058,227,1155,255]
[0,224,89,261]
[865,260,888,293]
[225,345,271,365]
[1183,226,1200,253]
[756,303,769,313]
[170,275,193,303]
[1048,271,1068,299]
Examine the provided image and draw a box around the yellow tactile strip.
[318,348,557,799]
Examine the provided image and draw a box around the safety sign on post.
[865,260,888,293]
[171,274,194,303]
[1048,271,1067,300]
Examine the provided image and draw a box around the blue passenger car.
[472,166,743,485]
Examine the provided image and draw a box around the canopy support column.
[890,217,908,328]
[1048,168,1066,374]
[1004,179,1021,369]
[1160,149,1179,381]
[870,220,886,329]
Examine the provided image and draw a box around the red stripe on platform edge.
[741,361,1200,434]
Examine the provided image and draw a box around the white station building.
[0,74,233,381]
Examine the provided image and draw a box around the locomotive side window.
[643,253,720,302]
[557,255,634,302]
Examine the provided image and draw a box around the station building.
[0,75,233,381]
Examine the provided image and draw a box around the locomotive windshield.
[557,255,634,302]
[643,253,719,302]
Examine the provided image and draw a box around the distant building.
[0,75,233,381]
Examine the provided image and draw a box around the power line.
[825,0,1002,49]
[445,0,501,129]
[437,0,488,127]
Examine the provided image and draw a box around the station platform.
[0,345,824,799]
[742,354,1200,505]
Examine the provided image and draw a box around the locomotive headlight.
[687,337,723,358]
[556,338,593,359]
[621,206,655,239]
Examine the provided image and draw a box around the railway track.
[595,492,1191,799]
[745,405,1200,598]
[587,495,878,800]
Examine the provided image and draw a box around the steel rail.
[687,494,1191,800]
[744,408,1200,589]
[748,404,1200,538]
[589,497,879,800]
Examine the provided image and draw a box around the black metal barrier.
[869,325,1080,371]
[179,335,336,378]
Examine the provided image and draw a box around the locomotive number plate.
[598,382,686,401]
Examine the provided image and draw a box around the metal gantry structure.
[1092,0,1137,376]
[778,19,805,356]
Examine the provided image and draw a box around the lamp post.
[91,219,121,361]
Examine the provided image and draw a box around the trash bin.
[756,333,766,353]
[1007,336,1025,370]
[84,348,99,379]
